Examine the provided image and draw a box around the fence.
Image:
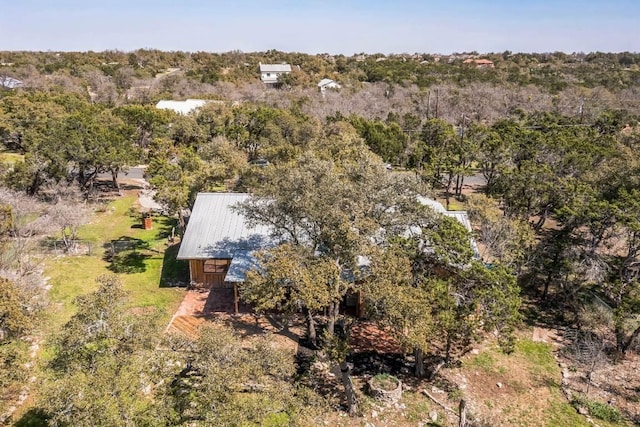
[38,238,159,257]
[39,240,95,256]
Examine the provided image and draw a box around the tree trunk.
[28,171,43,196]
[414,347,426,378]
[616,323,640,358]
[428,358,446,381]
[459,399,467,427]
[340,361,358,417]
[304,307,317,348]
[455,175,465,197]
[445,332,456,361]
[326,301,339,336]
[111,168,120,192]
[444,175,454,210]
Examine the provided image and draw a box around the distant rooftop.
[155,99,208,115]
[259,63,292,73]
[0,76,23,89]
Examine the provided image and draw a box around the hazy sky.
[1,0,638,54]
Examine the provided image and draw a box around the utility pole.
[435,88,440,119]
[578,98,585,123]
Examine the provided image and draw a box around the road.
[96,166,145,181]
[462,173,487,188]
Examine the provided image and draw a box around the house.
[417,196,479,257]
[155,99,209,115]
[0,76,23,89]
[259,62,292,85]
[462,58,495,69]
[317,78,341,93]
[176,193,276,313]
[177,192,478,315]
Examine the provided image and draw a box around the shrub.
[571,394,623,423]
[370,373,400,391]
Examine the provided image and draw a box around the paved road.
[463,173,487,187]
[97,166,145,181]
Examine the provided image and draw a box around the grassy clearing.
[9,193,187,423]
[0,151,24,165]
[41,194,187,330]
[460,338,627,426]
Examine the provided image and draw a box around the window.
[203,259,230,274]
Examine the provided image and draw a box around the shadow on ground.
[12,408,48,427]
[159,242,188,288]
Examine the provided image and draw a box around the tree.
[239,129,409,338]
[0,188,52,274]
[364,207,521,377]
[243,244,339,348]
[608,189,640,357]
[473,120,520,194]
[48,192,90,253]
[347,116,407,164]
[42,275,167,427]
[417,118,473,208]
[63,107,137,195]
[466,194,535,274]
[0,277,30,341]
[113,104,169,150]
[164,325,321,426]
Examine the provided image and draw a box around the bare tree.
[0,189,52,274]
[47,187,90,253]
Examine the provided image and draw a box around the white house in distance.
[317,78,341,93]
[259,62,292,85]
[155,99,209,115]
[0,76,23,90]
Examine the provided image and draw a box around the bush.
[571,394,623,423]
[370,373,400,391]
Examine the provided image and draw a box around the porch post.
[233,282,239,315]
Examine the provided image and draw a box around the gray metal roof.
[259,63,292,73]
[417,197,480,258]
[0,77,23,89]
[443,210,480,257]
[177,193,275,261]
[417,195,447,213]
[155,99,208,115]
[443,211,472,232]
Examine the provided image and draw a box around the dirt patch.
[442,343,564,426]
[349,321,403,354]
[532,326,562,347]
[559,348,640,423]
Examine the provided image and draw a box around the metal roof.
[155,99,208,115]
[0,77,23,89]
[417,196,447,213]
[443,211,472,232]
[177,193,480,281]
[259,63,292,73]
[318,78,335,87]
[417,197,480,258]
[177,193,275,261]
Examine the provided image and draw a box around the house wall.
[319,82,340,92]
[188,259,233,289]
[261,71,289,84]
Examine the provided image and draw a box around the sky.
[1,0,638,54]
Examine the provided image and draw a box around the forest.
[0,49,639,426]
